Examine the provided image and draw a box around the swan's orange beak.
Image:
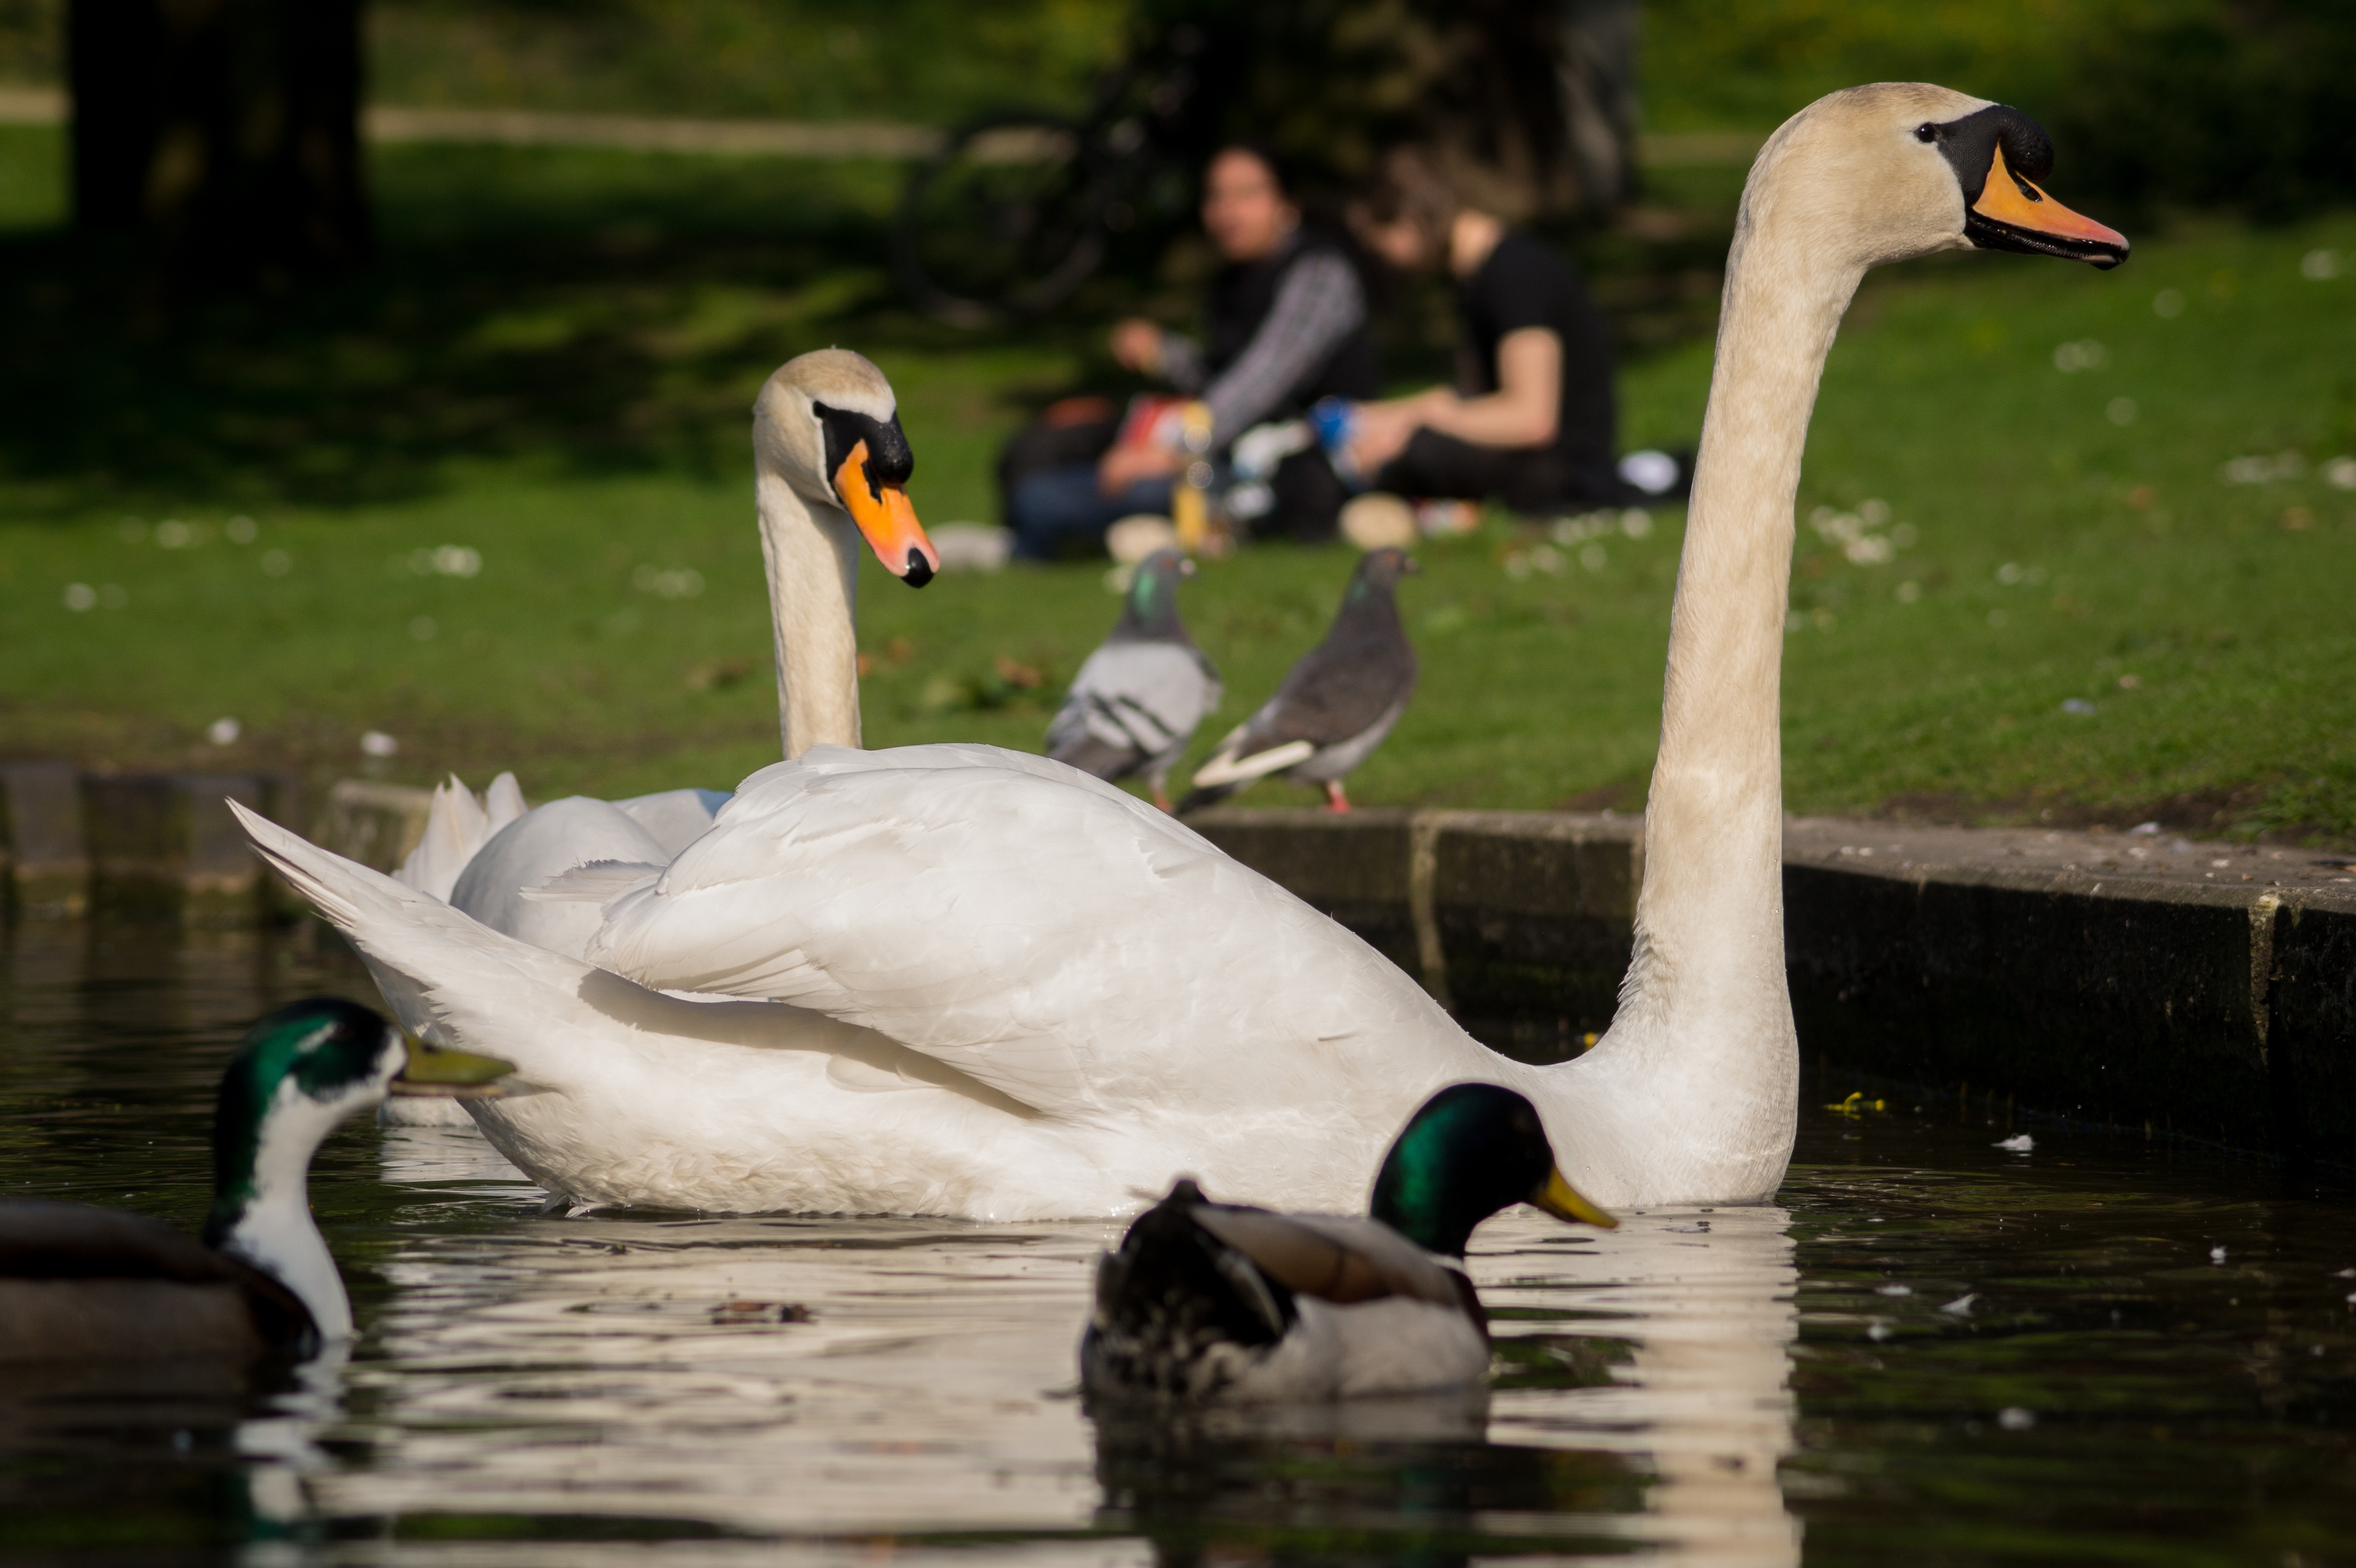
[833,440,939,588]
[1967,145,2128,269]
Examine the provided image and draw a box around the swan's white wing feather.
[586,743,1471,1122]
[450,798,670,962]
[523,860,667,903]
[231,800,632,1087]
[614,787,731,856]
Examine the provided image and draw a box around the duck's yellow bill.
[833,441,939,587]
[1529,1167,1617,1229]
[392,1036,514,1098]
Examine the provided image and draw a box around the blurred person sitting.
[1340,147,1676,518]
[1000,145,1378,560]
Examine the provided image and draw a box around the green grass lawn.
[3,125,2355,838]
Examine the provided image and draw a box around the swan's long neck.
[755,465,863,757]
[1586,155,1865,1171]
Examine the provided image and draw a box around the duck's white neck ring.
[209,1081,357,1340]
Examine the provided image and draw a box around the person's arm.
[1108,319,1208,391]
[1197,251,1365,440]
[1351,327,1561,473]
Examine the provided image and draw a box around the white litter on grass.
[360,731,399,758]
[2210,1246,2228,1264]
[1618,449,1679,496]
[930,522,1013,573]
[1941,1294,1977,1316]
[2220,452,2305,485]
[1866,1321,1891,1343]
[411,544,481,578]
[1876,1284,1912,1297]
[2053,338,2107,372]
[1995,1135,2033,1152]
[2325,456,2356,490]
[1998,1407,2037,1432]
[633,565,703,599]
[206,718,241,746]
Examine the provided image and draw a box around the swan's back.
[585,744,1481,1125]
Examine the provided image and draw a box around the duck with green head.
[1082,1082,1615,1402]
[0,999,510,1361]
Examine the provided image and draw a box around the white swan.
[377,350,940,1127]
[450,345,941,955]
[241,85,2124,1217]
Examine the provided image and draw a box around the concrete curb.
[1185,808,2356,1170]
[0,763,302,924]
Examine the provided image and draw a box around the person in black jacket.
[1344,147,1663,515]
[1001,145,1378,559]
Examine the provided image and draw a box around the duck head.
[1371,1083,1615,1258]
[1755,84,2126,275]
[755,348,940,587]
[202,999,511,1340]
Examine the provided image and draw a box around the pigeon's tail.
[1172,781,1241,817]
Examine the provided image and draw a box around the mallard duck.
[1179,546,1418,814]
[0,999,510,1360]
[1082,1083,1615,1401]
[1046,548,1222,812]
[234,86,2123,1219]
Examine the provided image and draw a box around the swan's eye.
[1915,123,1938,143]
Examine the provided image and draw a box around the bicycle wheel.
[893,115,1107,327]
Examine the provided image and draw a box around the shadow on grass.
[0,143,1109,517]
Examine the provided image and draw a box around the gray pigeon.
[1179,547,1419,815]
[1045,550,1222,812]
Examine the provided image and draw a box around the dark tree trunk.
[69,0,370,284]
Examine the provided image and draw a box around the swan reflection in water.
[260,1150,1803,1562]
[1096,1205,1800,1568]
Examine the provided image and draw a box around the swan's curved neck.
[755,465,863,757]
[1611,164,1865,1074]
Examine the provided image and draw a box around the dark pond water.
[4,919,2356,1567]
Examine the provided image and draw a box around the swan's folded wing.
[583,743,1462,1122]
